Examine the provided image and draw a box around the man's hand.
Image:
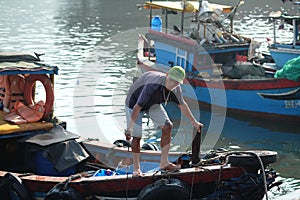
[192,121,203,133]
[124,128,132,141]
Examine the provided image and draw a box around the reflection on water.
[0,0,300,198]
[215,113,300,178]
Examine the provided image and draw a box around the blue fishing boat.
[268,12,300,68]
[137,0,300,122]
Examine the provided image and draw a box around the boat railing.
[142,1,248,44]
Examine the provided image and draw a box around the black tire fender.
[113,139,131,148]
[142,143,159,151]
[45,182,84,200]
[137,178,190,200]
[0,173,31,200]
[227,150,278,166]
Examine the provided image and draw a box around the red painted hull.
[0,158,260,198]
[0,138,279,199]
[0,163,252,198]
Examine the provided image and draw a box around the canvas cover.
[22,125,79,146]
[275,56,300,81]
[144,1,233,13]
[22,126,89,172]
[0,52,58,75]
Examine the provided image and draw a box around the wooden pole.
[191,128,201,164]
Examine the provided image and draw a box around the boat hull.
[138,41,300,121]
[187,78,300,120]
[82,139,184,168]
[0,149,278,199]
[0,165,246,198]
[269,45,300,68]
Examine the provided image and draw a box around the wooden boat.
[137,1,300,122]
[0,52,281,199]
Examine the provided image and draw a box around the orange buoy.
[24,74,54,120]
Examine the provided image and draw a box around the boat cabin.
[141,1,254,78]
[0,52,68,175]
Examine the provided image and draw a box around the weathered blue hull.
[138,32,300,120]
[181,80,300,119]
[269,44,300,68]
[267,14,300,68]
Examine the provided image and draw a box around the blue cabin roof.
[0,52,59,75]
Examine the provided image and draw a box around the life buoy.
[24,74,54,120]
[0,173,31,200]
[137,178,190,200]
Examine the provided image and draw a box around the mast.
[149,0,153,28]
[198,0,203,15]
[181,1,185,36]
[293,18,297,47]
[273,18,276,44]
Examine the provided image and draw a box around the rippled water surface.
[1,0,300,198]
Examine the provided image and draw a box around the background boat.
[266,4,300,68]
[137,0,300,122]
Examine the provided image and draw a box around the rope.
[62,174,82,190]
[191,155,224,167]
[18,173,34,178]
[189,170,195,200]
[125,173,129,200]
[125,166,130,200]
[215,165,223,199]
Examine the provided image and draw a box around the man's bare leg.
[131,137,143,176]
[160,124,181,170]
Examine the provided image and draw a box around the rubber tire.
[227,150,277,166]
[45,182,84,200]
[137,178,190,200]
[113,139,131,148]
[0,173,31,200]
[142,143,159,151]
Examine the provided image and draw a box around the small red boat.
[0,53,281,200]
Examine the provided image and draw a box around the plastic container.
[93,169,113,176]
[115,162,160,175]
[151,16,162,32]
[236,55,247,63]
[35,151,75,176]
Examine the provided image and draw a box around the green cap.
[168,66,185,83]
